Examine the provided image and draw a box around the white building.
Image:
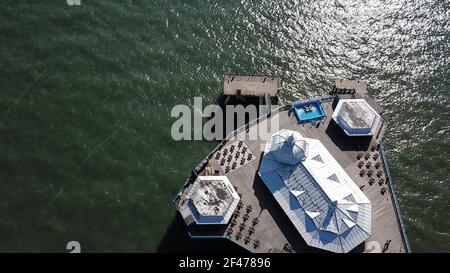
[258,129,372,253]
[332,99,381,136]
[182,176,240,225]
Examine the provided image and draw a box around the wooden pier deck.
[223,75,280,97]
[333,79,367,94]
[175,97,407,253]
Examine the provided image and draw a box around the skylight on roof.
[343,218,356,229]
[327,174,340,183]
[346,204,359,213]
[306,211,321,219]
[344,194,356,203]
[322,216,339,233]
[311,154,324,163]
[290,189,305,197]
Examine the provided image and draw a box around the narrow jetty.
[174,77,410,253]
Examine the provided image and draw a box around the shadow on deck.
[325,120,372,151]
[156,213,246,253]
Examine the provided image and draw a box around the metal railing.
[380,143,412,253]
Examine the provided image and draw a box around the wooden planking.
[334,80,367,94]
[218,139,289,252]
[223,75,280,97]
[344,160,406,253]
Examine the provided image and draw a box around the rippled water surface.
[0,0,449,252]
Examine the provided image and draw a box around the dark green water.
[0,0,448,252]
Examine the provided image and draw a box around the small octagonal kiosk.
[332,99,381,136]
[184,176,240,225]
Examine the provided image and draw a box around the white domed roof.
[270,129,308,165]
